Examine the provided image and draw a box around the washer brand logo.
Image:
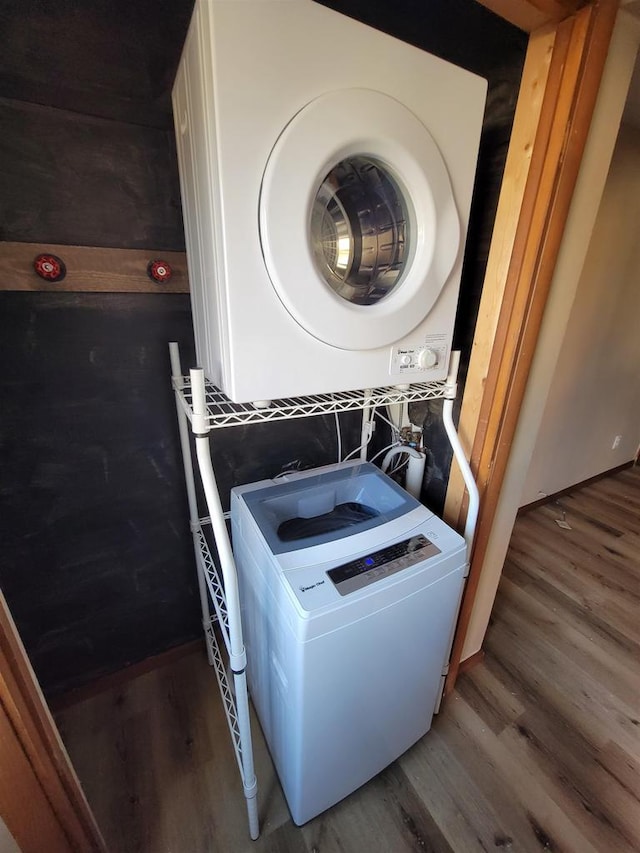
[299,580,325,593]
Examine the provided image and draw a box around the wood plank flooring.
[56,465,640,852]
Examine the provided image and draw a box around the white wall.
[0,818,21,853]
[520,124,640,505]
[461,13,640,661]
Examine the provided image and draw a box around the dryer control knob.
[399,354,412,366]
[418,348,438,369]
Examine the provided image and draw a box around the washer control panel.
[390,340,448,376]
[327,534,441,596]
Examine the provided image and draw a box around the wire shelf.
[173,376,448,429]
[169,343,460,842]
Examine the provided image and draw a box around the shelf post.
[189,366,259,840]
[169,343,214,663]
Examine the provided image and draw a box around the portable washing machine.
[172,0,487,404]
[231,461,467,825]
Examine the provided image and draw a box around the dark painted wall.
[0,0,526,695]
[0,0,193,128]
[0,0,200,695]
[0,98,185,249]
[0,293,197,689]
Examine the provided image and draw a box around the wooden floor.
[56,465,640,852]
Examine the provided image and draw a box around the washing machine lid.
[238,462,420,555]
[259,88,460,351]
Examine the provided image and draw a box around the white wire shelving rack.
[167,341,478,841]
[174,374,449,429]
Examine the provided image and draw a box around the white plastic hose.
[442,352,479,559]
[406,451,426,499]
[381,445,425,500]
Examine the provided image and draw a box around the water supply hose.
[442,352,479,559]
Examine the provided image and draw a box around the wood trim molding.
[457,649,486,675]
[0,242,189,293]
[517,460,635,513]
[444,0,619,697]
[444,23,556,532]
[475,0,586,31]
[0,590,106,852]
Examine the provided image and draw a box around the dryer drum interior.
[310,156,410,306]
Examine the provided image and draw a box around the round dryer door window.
[259,88,460,351]
[310,156,409,306]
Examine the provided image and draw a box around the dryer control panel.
[390,337,448,377]
[327,534,441,596]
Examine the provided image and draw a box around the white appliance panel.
[172,0,486,402]
[231,462,467,824]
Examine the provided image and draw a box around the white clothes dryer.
[172,0,487,403]
[231,461,467,824]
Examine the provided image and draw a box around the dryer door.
[259,88,460,351]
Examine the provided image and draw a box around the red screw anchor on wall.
[147,259,173,283]
[33,254,66,282]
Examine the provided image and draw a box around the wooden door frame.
[443,0,620,695]
[0,591,106,852]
